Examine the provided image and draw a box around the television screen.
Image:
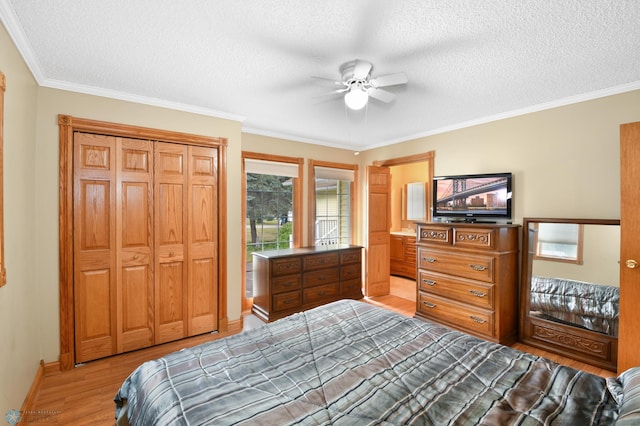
[432,172,512,221]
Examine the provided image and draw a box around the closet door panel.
[117,138,154,352]
[155,143,189,344]
[73,132,117,363]
[75,269,114,362]
[187,146,218,336]
[156,261,185,343]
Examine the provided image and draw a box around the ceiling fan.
[316,59,408,110]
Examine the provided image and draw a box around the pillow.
[615,366,640,425]
[607,376,624,405]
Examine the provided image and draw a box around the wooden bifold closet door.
[73,132,218,363]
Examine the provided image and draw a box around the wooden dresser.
[415,223,520,344]
[252,245,363,322]
[390,233,417,280]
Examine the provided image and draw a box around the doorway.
[366,152,434,298]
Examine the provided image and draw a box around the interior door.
[73,132,117,363]
[366,165,391,296]
[619,121,640,373]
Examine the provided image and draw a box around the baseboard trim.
[227,316,243,334]
[43,361,61,376]
[21,360,44,413]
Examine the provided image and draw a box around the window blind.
[244,159,299,178]
[314,166,355,182]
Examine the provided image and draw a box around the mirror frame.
[519,217,620,371]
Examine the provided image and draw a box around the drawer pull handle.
[132,255,139,260]
[422,257,436,263]
[169,251,175,257]
[470,315,487,324]
[284,298,294,304]
[422,279,436,286]
[422,301,437,309]
[469,264,487,271]
[468,289,486,297]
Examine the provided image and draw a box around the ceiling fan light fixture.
[344,87,368,110]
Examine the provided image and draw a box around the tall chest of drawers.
[415,223,520,344]
[252,245,363,322]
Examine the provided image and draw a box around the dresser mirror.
[519,218,620,371]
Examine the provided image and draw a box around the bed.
[115,299,640,425]
[530,276,620,336]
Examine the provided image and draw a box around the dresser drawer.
[418,271,494,309]
[272,274,301,294]
[418,247,494,283]
[341,278,362,296]
[272,290,301,312]
[340,249,361,265]
[271,257,301,277]
[303,283,339,304]
[417,224,453,245]
[418,293,494,338]
[303,268,339,287]
[341,263,361,280]
[453,227,496,250]
[304,253,339,270]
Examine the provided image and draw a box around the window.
[242,153,303,302]
[534,222,584,264]
[309,161,357,246]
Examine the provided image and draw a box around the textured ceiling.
[2,0,639,150]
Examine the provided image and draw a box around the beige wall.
[359,90,640,226]
[0,23,40,416]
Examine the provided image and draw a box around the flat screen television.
[432,172,512,222]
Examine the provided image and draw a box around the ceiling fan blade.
[313,88,349,99]
[352,60,372,79]
[311,76,347,87]
[370,72,408,87]
[367,87,395,103]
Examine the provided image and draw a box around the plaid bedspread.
[115,300,619,425]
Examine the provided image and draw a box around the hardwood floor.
[28,279,615,424]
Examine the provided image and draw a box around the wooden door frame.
[373,151,435,210]
[367,151,435,295]
[58,115,228,370]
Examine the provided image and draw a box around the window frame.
[533,222,585,264]
[308,160,358,247]
[242,151,303,310]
